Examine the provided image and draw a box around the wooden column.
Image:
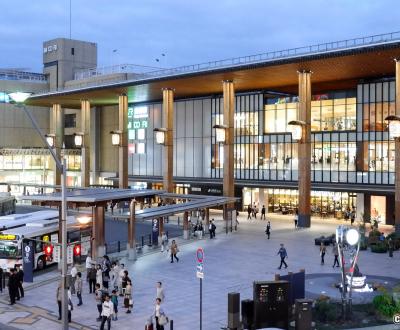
[52,104,64,186]
[297,71,312,228]
[93,205,105,259]
[119,94,128,189]
[395,59,400,233]
[158,217,164,236]
[162,88,174,193]
[205,208,210,230]
[183,211,189,239]
[127,200,137,260]
[81,100,91,187]
[223,80,235,199]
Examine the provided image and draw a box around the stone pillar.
[127,200,137,261]
[223,80,235,199]
[205,208,210,232]
[52,104,64,186]
[90,107,101,185]
[119,94,128,189]
[81,100,91,187]
[395,59,400,233]
[162,88,174,193]
[183,211,189,239]
[297,71,312,228]
[356,193,364,223]
[158,217,164,244]
[93,205,105,259]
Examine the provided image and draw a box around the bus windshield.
[0,240,19,258]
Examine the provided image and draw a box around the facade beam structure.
[297,71,312,228]
[162,88,174,193]
[118,94,128,189]
[127,200,137,261]
[395,59,400,233]
[81,100,91,187]
[93,205,105,259]
[52,103,64,186]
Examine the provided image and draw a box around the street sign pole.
[200,277,202,330]
[196,248,204,330]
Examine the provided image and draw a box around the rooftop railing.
[0,70,47,82]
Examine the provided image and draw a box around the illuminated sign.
[133,106,148,118]
[0,234,17,240]
[43,44,58,53]
[132,120,148,129]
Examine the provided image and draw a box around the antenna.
[69,0,72,39]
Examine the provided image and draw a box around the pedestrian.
[294,210,298,228]
[211,220,216,238]
[208,221,213,239]
[76,272,83,306]
[112,262,120,292]
[111,290,119,321]
[153,298,168,330]
[95,283,104,321]
[156,282,165,302]
[88,264,97,293]
[168,240,179,263]
[161,232,168,253]
[261,205,266,220]
[254,205,259,219]
[96,264,103,290]
[109,263,117,291]
[118,264,125,296]
[124,279,133,313]
[8,268,17,305]
[102,255,111,292]
[121,270,131,296]
[67,287,73,323]
[70,263,77,295]
[320,243,326,265]
[247,205,252,220]
[277,243,288,269]
[85,253,93,282]
[388,238,394,258]
[332,242,340,268]
[56,282,62,320]
[265,221,271,239]
[15,265,24,299]
[100,294,114,330]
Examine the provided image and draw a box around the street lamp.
[73,132,84,148]
[288,120,306,142]
[213,124,227,143]
[385,115,400,140]
[153,128,167,145]
[8,91,69,330]
[77,215,91,225]
[110,130,122,146]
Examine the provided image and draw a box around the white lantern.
[73,133,84,147]
[213,124,227,143]
[8,92,32,103]
[45,134,55,148]
[288,121,306,142]
[346,228,360,246]
[154,128,167,145]
[110,131,122,146]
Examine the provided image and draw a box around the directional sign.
[67,245,74,264]
[53,245,61,263]
[196,262,204,279]
[196,248,204,279]
[196,248,204,263]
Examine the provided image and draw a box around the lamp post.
[8,92,69,330]
[385,115,400,233]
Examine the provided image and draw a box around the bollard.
[177,217,180,226]
[118,241,121,253]
[148,234,152,246]
[141,236,144,247]
[170,319,173,330]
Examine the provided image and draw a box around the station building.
[6,32,400,226]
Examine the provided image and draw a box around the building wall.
[99,105,118,173]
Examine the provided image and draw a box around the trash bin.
[295,298,313,330]
[241,299,254,329]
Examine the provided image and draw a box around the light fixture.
[345,228,360,246]
[110,130,122,146]
[45,134,55,148]
[154,128,167,145]
[8,92,32,104]
[213,124,228,143]
[385,115,400,140]
[77,216,91,225]
[73,132,84,148]
[288,120,306,142]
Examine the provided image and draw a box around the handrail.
[0,70,47,82]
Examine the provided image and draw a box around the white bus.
[0,210,59,231]
[0,216,91,271]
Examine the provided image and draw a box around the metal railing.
[0,70,47,82]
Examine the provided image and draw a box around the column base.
[183,230,189,239]
[127,244,137,261]
[298,214,311,228]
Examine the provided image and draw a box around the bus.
[0,216,91,271]
[0,210,59,231]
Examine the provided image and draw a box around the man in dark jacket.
[8,268,18,305]
[15,265,24,299]
[88,264,97,294]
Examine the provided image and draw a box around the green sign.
[132,120,148,129]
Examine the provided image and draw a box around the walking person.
[277,244,288,270]
[56,282,62,320]
[168,240,179,263]
[15,265,24,299]
[109,263,117,291]
[156,282,165,302]
[211,220,216,239]
[95,283,104,321]
[265,221,271,239]
[67,287,73,323]
[85,253,93,282]
[332,242,340,268]
[100,294,114,330]
[118,264,125,296]
[8,268,17,305]
[247,205,252,220]
[88,264,97,293]
[261,205,266,220]
[208,221,213,239]
[153,298,168,330]
[320,243,327,265]
[124,279,133,313]
[121,270,131,296]
[75,272,83,306]
[96,264,103,290]
[111,290,119,321]
[102,255,111,292]
[161,232,168,252]
[294,210,299,228]
[70,264,77,295]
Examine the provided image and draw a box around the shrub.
[369,229,381,238]
[372,293,400,317]
[371,242,387,253]
[315,299,338,323]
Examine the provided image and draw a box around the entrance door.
[370,195,386,224]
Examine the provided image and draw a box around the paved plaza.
[0,212,398,329]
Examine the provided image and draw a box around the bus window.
[0,240,19,258]
[68,230,80,243]
[35,238,42,254]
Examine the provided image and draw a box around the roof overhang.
[27,41,400,108]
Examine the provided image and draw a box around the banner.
[22,240,34,283]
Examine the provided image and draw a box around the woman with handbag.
[124,279,133,313]
[168,240,179,263]
[153,298,168,330]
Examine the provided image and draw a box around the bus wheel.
[37,257,46,270]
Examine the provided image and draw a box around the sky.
[1,0,400,73]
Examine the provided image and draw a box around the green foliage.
[315,299,338,323]
[370,242,388,253]
[372,293,400,317]
[369,229,381,238]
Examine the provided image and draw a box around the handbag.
[158,314,168,325]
